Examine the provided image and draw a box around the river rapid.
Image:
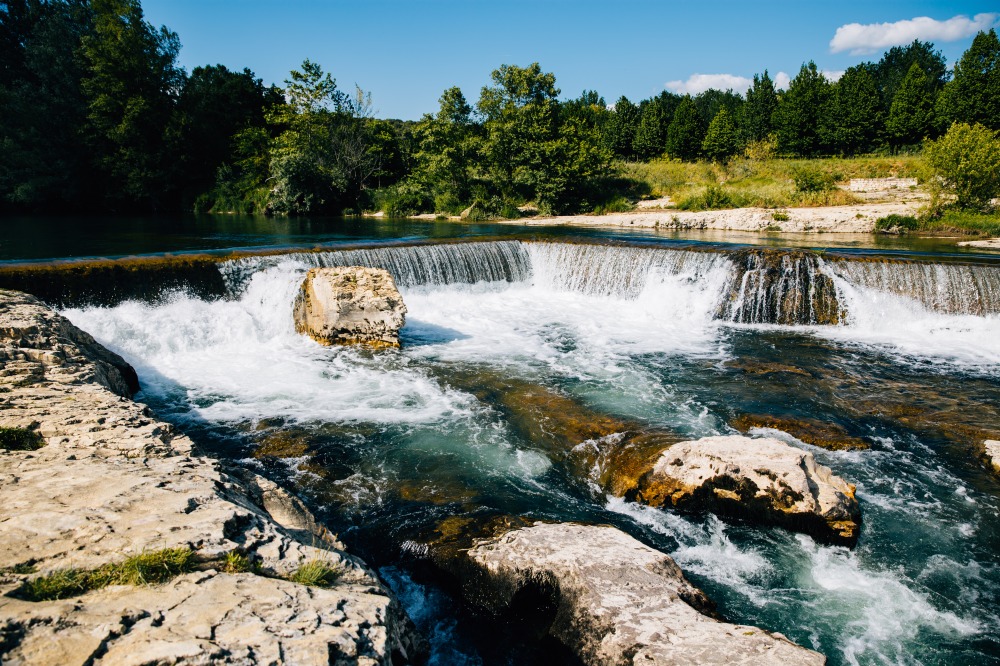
[63,239,1000,665]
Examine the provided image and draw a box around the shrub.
[924,122,1000,211]
[792,166,837,193]
[772,211,790,221]
[874,214,920,233]
[289,558,342,588]
[744,134,778,161]
[593,196,633,215]
[220,551,255,574]
[0,427,44,451]
[464,196,521,221]
[18,548,195,601]
[377,182,433,217]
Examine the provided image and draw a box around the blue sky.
[142,1,998,120]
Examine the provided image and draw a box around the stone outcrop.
[456,522,826,665]
[293,266,407,347]
[981,440,1000,477]
[0,290,424,665]
[636,435,860,546]
[729,414,870,451]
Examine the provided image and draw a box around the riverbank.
[0,290,423,665]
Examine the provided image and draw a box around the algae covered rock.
[293,266,407,347]
[464,522,827,666]
[637,435,861,545]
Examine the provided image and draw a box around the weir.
[3,239,999,325]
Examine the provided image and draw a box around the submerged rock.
[729,414,870,451]
[294,266,407,347]
[636,435,860,546]
[460,522,826,665]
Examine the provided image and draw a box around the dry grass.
[621,155,925,211]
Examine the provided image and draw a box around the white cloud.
[822,69,845,82]
[665,73,753,95]
[830,13,999,55]
[774,71,791,90]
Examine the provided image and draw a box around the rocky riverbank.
[0,290,424,665]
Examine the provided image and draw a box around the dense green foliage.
[0,426,44,450]
[924,122,1000,210]
[0,1,997,216]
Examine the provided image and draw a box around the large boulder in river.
[293,266,406,347]
[636,435,860,546]
[464,522,826,666]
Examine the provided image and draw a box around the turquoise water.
[58,239,1000,665]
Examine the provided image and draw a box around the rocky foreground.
[0,290,422,665]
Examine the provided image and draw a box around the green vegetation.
[220,550,256,574]
[0,426,45,451]
[919,209,1000,236]
[288,557,342,588]
[924,123,1000,211]
[17,548,195,601]
[1,2,998,220]
[874,214,920,233]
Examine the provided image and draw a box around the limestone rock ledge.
[636,435,860,546]
[982,439,1000,477]
[465,522,826,666]
[0,290,424,665]
[293,267,406,347]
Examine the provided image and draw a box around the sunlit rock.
[637,435,861,546]
[462,522,827,665]
[293,266,406,347]
[982,440,1000,476]
[729,414,870,451]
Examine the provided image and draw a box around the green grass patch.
[920,209,1000,236]
[288,558,342,588]
[16,548,195,601]
[0,427,44,451]
[772,211,790,221]
[220,550,257,574]
[592,196,633,215]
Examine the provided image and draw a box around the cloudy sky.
[142,0,997,120]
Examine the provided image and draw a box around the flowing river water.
[52,236,1000,665]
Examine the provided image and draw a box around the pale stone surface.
[513,201,922,234]
[639,435,860,545]
[293,266,407,347]
[467,522,826,666]
[958,238,1000,252]
[0,289,423,665]
[847,177,918,192]
[983,440,1000,475]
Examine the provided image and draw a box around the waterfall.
[829,259,1000,316]
[219,241,531,294]
[718,249,844,326]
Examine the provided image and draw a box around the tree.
[80,0,184,210]
[741,71,778,143]
[885,63,935,150]
[924,122,1000,210]
[664,96,705,160]
[412,86,476,209]
[871,40,948,111]
[605,96,640,159]
[702,107,739,161]
[633,100,670,159]
[694,88,743,130]
[937,29,1000,130]
[773,62,831,156]
[821,65,881,155]
[175,65,277,206]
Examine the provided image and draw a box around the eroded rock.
[981,440,1000,477]
[729,414,870,451]
[463,522,826,666]
[293,266,407,347]
[637,435,860,545]
[0,290,424,665]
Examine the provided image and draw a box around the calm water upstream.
[14,216,997,664]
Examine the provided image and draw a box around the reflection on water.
[2,213,999,263]
[62,241,1000,665]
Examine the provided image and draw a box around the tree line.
[1,0,999,216]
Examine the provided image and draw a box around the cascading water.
[60,238,1000,665]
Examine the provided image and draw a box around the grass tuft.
[288,557,342,588]
[875,214,920,233]
[220,550,256,574]
[0,427,45,451]
[17,548,195,601]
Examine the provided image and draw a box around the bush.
[744,135,779,161]
[377,182,433,218]
[0,427,44,451]
[924,122,1000,211]
[874,214,920,233]
[593,196,633,215]
[464,196,520,221]
[792,166,837,192]
[772,211,790,221]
